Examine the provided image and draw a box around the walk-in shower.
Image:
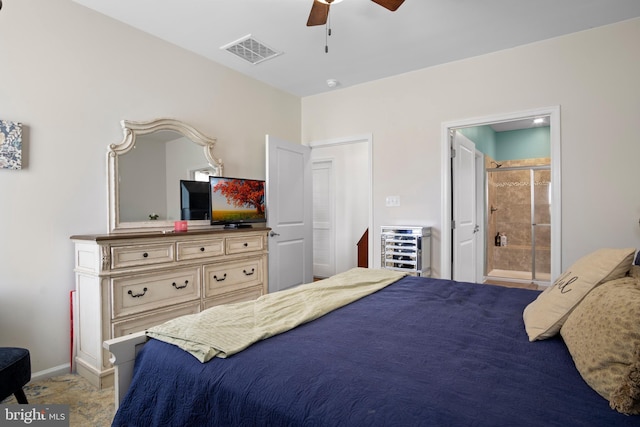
[485,163,551,285]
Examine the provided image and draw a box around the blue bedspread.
[112,276,639,426]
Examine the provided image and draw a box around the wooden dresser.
[71,227,269,388]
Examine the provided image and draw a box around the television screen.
[209,176,266,227]
[180,180,210,220]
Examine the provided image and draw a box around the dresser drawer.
[225,235,264,255]
[111,267,201,319]
[203,285,264,310]
[111,243,174,269]
[203,258,263,297]
[176,238,224,261]
[111,302,201,338]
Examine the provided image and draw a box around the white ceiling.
[72,0,640,97]
[490,118,549,133]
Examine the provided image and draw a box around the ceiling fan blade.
[307,0,330,26]
[371,0,405,12]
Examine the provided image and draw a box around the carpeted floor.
[1,373,115,426]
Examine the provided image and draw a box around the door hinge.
[451,220,456,230]
[450,147,456,158]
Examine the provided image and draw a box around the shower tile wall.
[486,157,551,278]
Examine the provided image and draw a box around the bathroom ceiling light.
[533,117,545,125]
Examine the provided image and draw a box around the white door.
[452,131,478,282]
[312,160,335,278]
[266,135,313,292]
[475,151,486,282]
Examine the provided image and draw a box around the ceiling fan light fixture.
[307,0,403,27]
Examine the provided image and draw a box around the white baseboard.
[30,363,71,382]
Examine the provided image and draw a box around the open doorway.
[460,119,552,287]
[309,134,373,279]
[441,107,561,286]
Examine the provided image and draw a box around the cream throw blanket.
[146,268,406,362]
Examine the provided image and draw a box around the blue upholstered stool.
[0,347,30,404]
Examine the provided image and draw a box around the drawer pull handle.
[172,280,188,290]
[243,242,248,247]
[142,252,149,258]
[128,287,148,298]
[200,247,205,252]
[214,274,227,282]
[243,268,255,276]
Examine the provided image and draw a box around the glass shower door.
[532,168,551,282]
[485,165,551,284]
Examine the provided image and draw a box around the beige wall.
[0,0,300,376]
[302,18,640,277]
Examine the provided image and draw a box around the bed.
[106,257,640,426]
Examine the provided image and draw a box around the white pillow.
[523,247,635,341]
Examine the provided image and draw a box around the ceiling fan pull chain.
[325,24,329,53]
[325,12,331,53]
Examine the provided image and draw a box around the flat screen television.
[209,176,266,228]
[180,180,210,220]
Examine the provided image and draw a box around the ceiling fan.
[307,0,405,26]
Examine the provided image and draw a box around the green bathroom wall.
[495,127,550,161]
[459,125,550,161]
[459,125,496,159]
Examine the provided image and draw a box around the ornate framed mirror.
[107,118,223,233]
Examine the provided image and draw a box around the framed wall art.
[0,120,23,170]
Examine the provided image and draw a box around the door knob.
[269,231,280,237]
[473,225,480,234]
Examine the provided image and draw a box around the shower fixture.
[490,161,502,168]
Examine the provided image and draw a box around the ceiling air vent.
[221,35,282,65]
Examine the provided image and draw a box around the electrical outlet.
[385,196,400,207]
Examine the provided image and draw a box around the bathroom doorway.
[441,106,561,286]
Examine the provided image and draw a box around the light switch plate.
[385,196,400,207]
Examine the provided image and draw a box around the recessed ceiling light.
[318,0,344,4]
[326,79,339,88]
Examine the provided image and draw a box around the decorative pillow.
[560,277,640,414]
[523,247,635,341]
